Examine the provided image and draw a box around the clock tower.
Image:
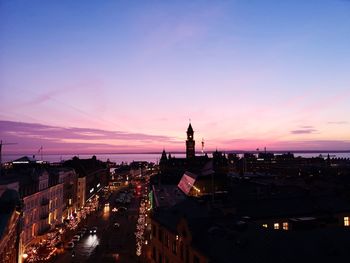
[186,123,195,159]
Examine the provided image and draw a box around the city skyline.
[1,1,350,154]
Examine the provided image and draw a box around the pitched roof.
[187,123,194,133]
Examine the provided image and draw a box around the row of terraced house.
[0,156,108,263]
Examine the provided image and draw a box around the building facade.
[149,217,208,263]
[21,170,64,245]
[58,168,78,218]
[77,176,86,208]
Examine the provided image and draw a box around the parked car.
[90,226,98,234]
[72,235,80,242]
[118,206,128,212]
[66,241,75,249]
[77,230,85,237]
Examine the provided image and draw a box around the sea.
[2,152,350,164]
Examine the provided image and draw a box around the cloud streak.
[290,128,318,135]
[1,120,349,155]
[328,121,349,125]
[0,120,179,154]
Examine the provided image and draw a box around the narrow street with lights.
[50,177,150,263]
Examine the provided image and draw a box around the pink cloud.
[1,120,349,156]
[0,120,180,154]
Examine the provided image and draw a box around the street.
[51,185,142,263]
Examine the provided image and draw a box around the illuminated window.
[274,223,279,230]
[262,224,268,228]
[283,222,288,230]
[344,217,349,226]
[32,224,36,237]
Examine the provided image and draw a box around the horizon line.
[3,149,350,156]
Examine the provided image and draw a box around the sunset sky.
[1,0,350,154]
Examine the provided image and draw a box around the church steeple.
[187,123,193,134]
[186,122,195,159]
[161,149,167,161]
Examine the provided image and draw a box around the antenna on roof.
[38,146,43,161]
[201,138,205,155]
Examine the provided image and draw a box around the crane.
[0,140,17,176]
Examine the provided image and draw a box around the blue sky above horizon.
[1,0,350,154]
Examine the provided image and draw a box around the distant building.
[159,123,228,184]
[130,161,148,177]
[186,123,195,159]
[64,156,108,207]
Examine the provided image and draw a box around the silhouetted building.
[159,123,228,184]
[0,189,21,263]
[64,156,108,208]
[186,123,195,159]
[148,190,350,263]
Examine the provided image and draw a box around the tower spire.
[186,122,195,159]
[201,138,205,155]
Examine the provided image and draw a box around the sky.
[1,0,350,154]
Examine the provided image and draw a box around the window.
[172,240,177,255]
[159,228,163,243]
[262,224,268,228]
[283,222,288,230]
[152,224,157,238]
[180,242,184,260]
[344,217,349,226]
[274,223,279,230]
[152,246,156,260]
[164,233,169,247]
[185,246,189,263]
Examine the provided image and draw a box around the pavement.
[51,185,143,263]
